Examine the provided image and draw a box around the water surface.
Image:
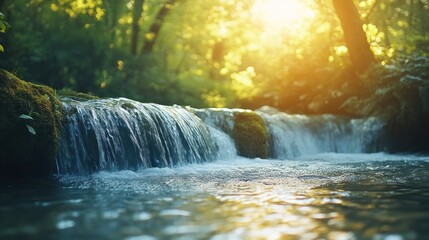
[1,153,429,240]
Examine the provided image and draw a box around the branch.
[363,0,379,23]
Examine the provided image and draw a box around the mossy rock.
[121,102,137,110]
[0,70,62,179]
[233,111,269,159]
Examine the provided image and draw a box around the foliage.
[0,0,428,113]
[0,70,63,178]
[344,55,429,118]
[0,11,11,52]
[19,114,36,135]
[338,52,429,152]
[342,53,429,121]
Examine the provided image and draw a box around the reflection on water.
[1,154,429,240]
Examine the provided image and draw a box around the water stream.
[56,98,217,175]
[1,98,428,240]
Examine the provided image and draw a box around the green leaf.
[26,125,36,135]
[0,23,5,33]
[19,114,34,120]
[0,44,3,53]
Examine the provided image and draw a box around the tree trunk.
[141,0,176,54]
[332,0,375,73]
[418,0,429,35]
[131,0,144,55]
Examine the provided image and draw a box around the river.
[1,154,429,239]
[1,99,428,239]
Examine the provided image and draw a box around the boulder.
[0,70,62,179]
[233,111,269,159]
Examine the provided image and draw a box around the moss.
[233,111,269,159]
[121,102,136,110]
[57,88,98,100]
[0,70,62,179]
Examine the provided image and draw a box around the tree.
[131,0,144,55]
[142,0,177,54]
[332,0,375,73]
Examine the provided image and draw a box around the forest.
[0,0,428,116]
[2,1,429,239]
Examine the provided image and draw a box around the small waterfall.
[56,99,387,175]
[56,98,218,175]
[208,126,237,160]
[193,107,386,159]
[258,111,385,159]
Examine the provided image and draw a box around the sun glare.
[251,0,316,33]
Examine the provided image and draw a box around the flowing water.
[1,99,428,240]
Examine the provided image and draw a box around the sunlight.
[251,0,316,33]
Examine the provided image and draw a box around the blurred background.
[0,0,428,114]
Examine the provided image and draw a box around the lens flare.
[251,0,316,33]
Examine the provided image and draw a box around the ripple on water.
[132,212,152,221]
[102,209,125,219]
[56,220,75,230]
[2,154,429,240]
[159,209,191,217]
[124,235,157,240]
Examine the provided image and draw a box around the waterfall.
[258,111,385,159]
[56,98,218,175]
[208,126,237,160]
[194,107,386,159]
[56,99,386,175]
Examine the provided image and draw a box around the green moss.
[233,111,269,159]
[57,88,98,100]
[121,102,136,110]
[0,70,63,179]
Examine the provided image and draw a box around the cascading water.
[257,110,386,158]
[193,107,386,159]
[6,98,429,240]
[56,98,218,175]
[56,98,387,175]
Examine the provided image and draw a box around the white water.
[196,107,386,159]
[259,112,385,158]
[57,98,389,176]
[57,98,217,175]
[208,126,237,160]
[61,152,429,191]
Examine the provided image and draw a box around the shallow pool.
[1,153,429,240]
